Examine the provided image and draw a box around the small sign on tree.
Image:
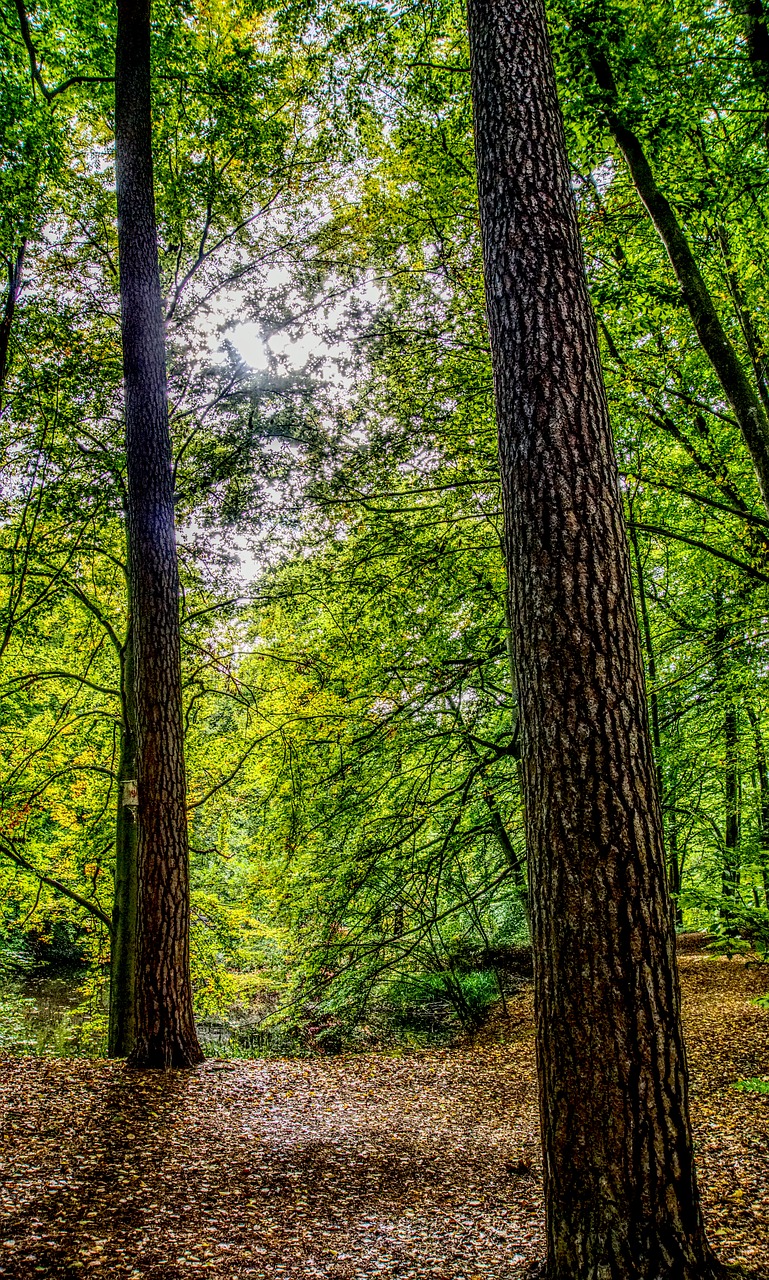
[122,779,138,810]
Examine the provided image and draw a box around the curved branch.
[628,520,769,583]
[0,838,113,930]
[13,0,112,102]
[3,670,120,698]
[584,37,769,513]
[621,473,769,528]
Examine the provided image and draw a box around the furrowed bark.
[466,0,721,1275]
[115,0,202,1068]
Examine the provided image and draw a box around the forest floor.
[0,954,767,1280]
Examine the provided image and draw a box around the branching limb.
[13,0,112,102]
[628,520,769,583]
[0,837,113,930]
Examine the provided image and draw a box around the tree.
[466,0,722,1274]
[0,0,330,1058]
[115,0,202,1067]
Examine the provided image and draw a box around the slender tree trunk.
[466,1,720,1275]
[714,618,741,914]
[0,243,25,413]
[723,704,741,906]
[580,41,769,516]
[501,564,530,919]
[115,0,202,1068]
[629,527,663,785]
[109,621,138,1057]
[484,790,530,920]
[746,703,769,905]
[668,803,682,921]
[629,522,683,925]
[629,530,667,820]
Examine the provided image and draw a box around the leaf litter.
[0,954,766,1279]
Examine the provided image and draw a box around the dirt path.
[0,955,766,1279]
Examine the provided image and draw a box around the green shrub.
[733,1078,769,1095]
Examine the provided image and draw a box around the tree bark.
[466,1,720,1275]
[114,0,202,1068]
[108,619,138,1057]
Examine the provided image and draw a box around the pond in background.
[0,969,106,1056]
[0,971,481,1059]
[0,970,287,1059]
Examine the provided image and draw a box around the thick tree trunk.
[115,0,202,1068]
[466,1,720,1275]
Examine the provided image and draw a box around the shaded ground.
[0,955,767,1279]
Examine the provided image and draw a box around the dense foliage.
[1,0,768,1054]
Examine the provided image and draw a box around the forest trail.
[0,955,766,1280]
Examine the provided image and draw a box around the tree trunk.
[746,703,769,906]
[629,522,684,925]
[723,704,741,906]
[109,620,138,1057]
[115,0,202,1068]
[714,617,741,914]
[732,0,769,96]
[484,790,530,920]
[629,522,680,870]
[0,243,25,413]
[668,803,683,925]
[466,1,720,1275]
[580,39,769,517]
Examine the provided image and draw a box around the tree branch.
[621,472,769,528]
[628,520,769,584]
[0,837,113,930]
[584,37,769,514]
[13,0,112,102]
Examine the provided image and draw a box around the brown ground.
[0,954,767,1279]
